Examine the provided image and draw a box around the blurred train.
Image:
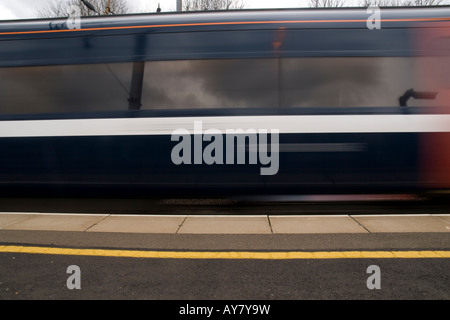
[0,7,449,198]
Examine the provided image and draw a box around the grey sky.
[0,0,166,19]
[2,0,449,21]
[0,0,304,20]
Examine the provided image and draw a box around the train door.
[417,22,450,193]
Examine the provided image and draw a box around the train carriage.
[0,7,449,198]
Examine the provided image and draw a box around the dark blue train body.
[0,7,449,198]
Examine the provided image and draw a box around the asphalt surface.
[0,231,449,301]
[0,198,449,304]
[1,249,449,300]
[0,230,449,251]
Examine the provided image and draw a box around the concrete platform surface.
[269,215,367,234]
[0,212,449,234]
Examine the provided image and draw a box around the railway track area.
[0,195,448,216]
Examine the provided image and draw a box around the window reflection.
[0,57,417,115]
[0,63,131,115]
[141,59,278,110]
[282,57,414,108]
[142,57,414,110]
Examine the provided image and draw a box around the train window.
[140,57,415,110]
[140,59,279,110]
[0,63,132,115]
[0,57,419,115]
[282,57,414,108]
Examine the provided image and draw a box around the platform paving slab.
[0,213,107,232]
[352,214,450,233]
[178,215,272,234]
[0,213,35,229]
[87,215,186,233]
[433,214,450,225]
[269,215,368,234]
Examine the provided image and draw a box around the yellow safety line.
[0,245,449,259]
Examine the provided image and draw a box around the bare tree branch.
[358,0,448,6]
[37,0,131,18]
[308,0,347,7]
[403,0,445,5]
[183,0,246,11]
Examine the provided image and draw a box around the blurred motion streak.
[418,21,450,191]
[0,7,450,199]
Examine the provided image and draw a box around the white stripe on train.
[0,114,449,138]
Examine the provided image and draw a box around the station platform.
[0,212,449,234]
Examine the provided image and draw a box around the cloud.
[0,0,48,20]
[0,5,18,20]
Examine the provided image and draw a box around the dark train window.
[141,57,415,110]
[282,57,414,108]
[0,63,132,115]
[0,57,416,115]
[141,59,279,110]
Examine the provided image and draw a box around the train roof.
[1,6,449,67]
[1,6,450,39]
